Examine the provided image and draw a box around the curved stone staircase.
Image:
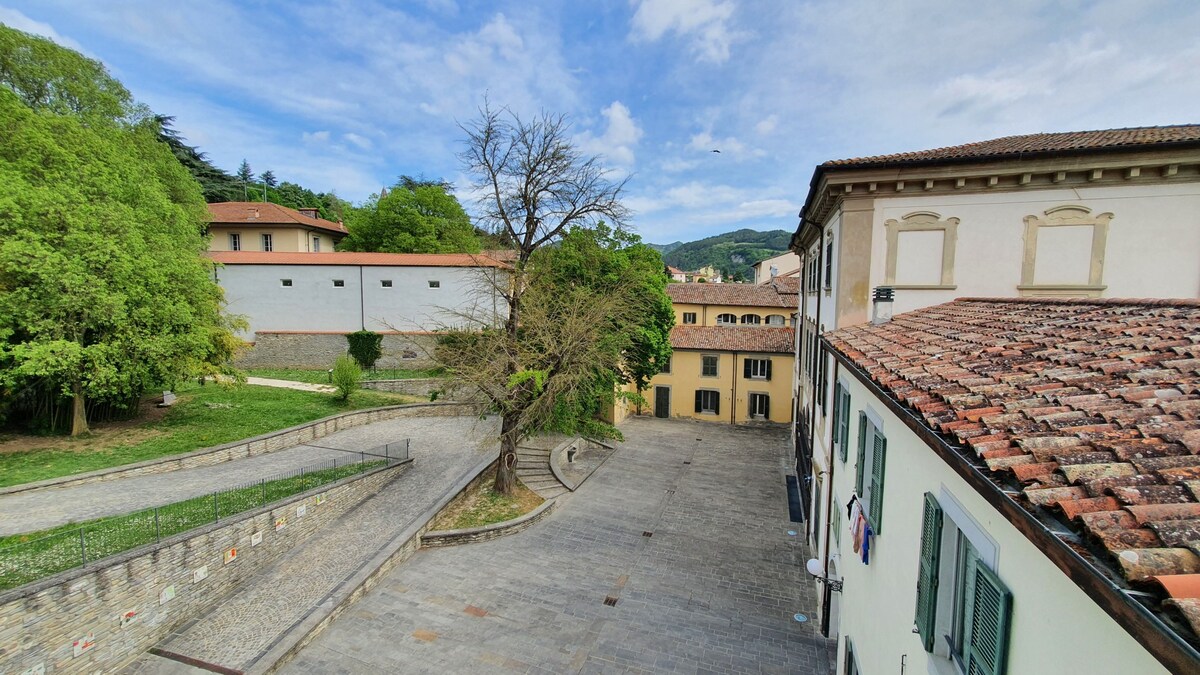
[515,438,571,498]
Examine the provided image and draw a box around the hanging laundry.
[848,499,861,540]
[852,512,865,554]
[860,522,873,564]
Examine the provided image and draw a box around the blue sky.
[2,1,1198,244]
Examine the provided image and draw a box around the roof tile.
[669,326,794,354]
[666,282,796,308]
[207,201,348,234]
[206,251,510,268]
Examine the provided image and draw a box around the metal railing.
[0,439,410,591]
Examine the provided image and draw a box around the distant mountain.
[647,241,684,255]
[660,229,791,281]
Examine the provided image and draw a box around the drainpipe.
[819,357,840,637]
[807,227,825,542]
[731,350,738,425]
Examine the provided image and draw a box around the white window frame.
[747,358,770,379]
[312,236,321,252]
[716,313,737,325]
[261,233,273,252]
[682,312,697,324]
[229,233,241,251]
[697,389,719,414]
[701,354,718,377]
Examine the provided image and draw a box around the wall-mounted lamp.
[806,558,843,592]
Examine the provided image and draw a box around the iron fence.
[0,439,410,591]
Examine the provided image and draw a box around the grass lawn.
[0,382,420,489]
[244,367,445,384]
[432,477,544,531]
[0,458,386,590]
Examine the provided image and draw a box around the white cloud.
[688,130,763,160]
[629,0,739,63]
[754,114,777,135]
[343,132,373,150]
[0,7,87,52]
[577,100,644,166]
[302,130,331,144]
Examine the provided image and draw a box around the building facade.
[751,251,801,284]
[207,202,348,254]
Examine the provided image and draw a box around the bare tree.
[451,103,630,494]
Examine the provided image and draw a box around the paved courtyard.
[285,417,834,674]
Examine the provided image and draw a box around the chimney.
[871,286,895,325]
[247,207,259,219]
[298,207,318,219]
[769,265,778,278]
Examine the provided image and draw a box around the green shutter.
[763,395,769,419]
[744,358,752,379]
[855,412,867,494]
[713,393,720,416]
[839,389,851,462]
[868,432,887,533]
[832,384,841,440]
[765,359,772,381]
[914,492,943,652]
[963,561,1013,675]
[694,390,703,413]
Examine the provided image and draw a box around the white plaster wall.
[215,264,503,335]
[869,182,1200,315]
[829,372,1170,675]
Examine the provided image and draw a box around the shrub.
[331,355,361,401]
[345,330,383,370]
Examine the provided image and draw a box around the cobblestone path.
[284,417,834,674]
[126,415,499,673]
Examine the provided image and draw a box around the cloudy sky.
[2,1,1198,244]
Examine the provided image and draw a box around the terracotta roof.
[207,251,509,268]
[826,297,1200,638]
[207,202,348,235]
[768,277,801,294]
[671,326,794,353]
[823,125,1200,169]
[666,282,796,308]
[667,265,685,275]
[483,249,519,263]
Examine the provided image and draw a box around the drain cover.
[603,596,619,606]
[793,613,808,623]
[642,531,654,538]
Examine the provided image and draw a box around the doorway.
[654,386,670,418]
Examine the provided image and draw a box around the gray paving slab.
[148,414,499,672]
[283,417,835,674]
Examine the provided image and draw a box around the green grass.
[0,382,418,489]
[436,480,544,530]
[244,367,446,384]
[0,459,385,590]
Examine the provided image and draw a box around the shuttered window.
[694,390,719,415]
[744,358,771,380]
[855,412,867,494]
[834,384,851,462]
[854,414,887,533]
[914,492,943,652]
[963,562,1013,675]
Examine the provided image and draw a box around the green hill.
[658,229,790,281]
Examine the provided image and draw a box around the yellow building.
[207,202,348,253]
[666,279,799,327]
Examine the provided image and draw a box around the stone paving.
[124,415,499,673]
[0,438,388,535]
[244,376,336,393]
[284,417,834,674]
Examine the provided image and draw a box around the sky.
[2,1,1198,244]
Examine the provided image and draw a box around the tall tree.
[261,169,277,189]
[153,115,240,202]
[445,103,630,494]
[0,37,241,435]
[340,181,480,254]
[236,159,253,200]
[0,24,134,121]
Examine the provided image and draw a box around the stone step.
[536,486,570,498]
[521,479,562,490]
[516,472,554,481]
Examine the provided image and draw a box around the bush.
[345,330,383,370]
[331,355,361,401]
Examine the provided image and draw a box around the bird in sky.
[711,149,721,153]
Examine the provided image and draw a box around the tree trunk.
[70,380,89,436]
[494,412,519,495]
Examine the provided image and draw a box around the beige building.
[818,298,1198,675]
[207,202,348,253]
[666,279,798,327]
[751,251,801,284]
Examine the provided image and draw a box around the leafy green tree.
[331,354,361,401]
[0,24,134,121]
[0,83,240,434]
[261,169,277,189]
[154,115,241,202]
[236,159,254,184]
[340,181,480,254]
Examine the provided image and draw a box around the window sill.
[888,284,957,290]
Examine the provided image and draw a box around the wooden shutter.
[868,432,887,532]
[712,393,720,416]
[855,412,867,494]
[694,390,702,413]
[763,395,769,419]
[838,388,851,462]
[963,562,1013,675]
[914,492,943,652]
[744,359,752,379]
[765,359,772,381]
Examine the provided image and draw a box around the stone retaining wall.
[236,332,439,369]
[0,460,411,675]
[1,402,480,497]
[420,499,557,548]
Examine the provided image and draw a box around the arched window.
[766,314,786,326]
[716,313,737,325]
[740,314,761,325]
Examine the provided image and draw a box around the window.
[280,279,293,287]
[766,314,786,326]
[332,279,345,287]
[428,280,441,288]
[884,211,960,289]
[660,355,671,374]
[381,280,393,288]
[701,354,718,377]
[744,358,771,380]
[261,233,273,252]
[683,312,697,324]
[312,236,321,252]
[716,313,737,325]
[819,347,829,412]
[748,392,769,419]
[1019,205,1111,297]
[824,239,833,289]
[229,233,241,251]
[833,382,851,461]
[740,313,761,325]
[844,638,860,675]
[694,389,719,415]
[854,412,887,533]
[915,492,1012,675]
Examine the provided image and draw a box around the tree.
[154,115,241,202]
[443,103,631,494]
[261,169,277,189]
[0,52,240,434]
[0,24,134,121]
[340,181,480,254]
[236,159,253,200]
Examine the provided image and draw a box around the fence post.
[155,508,161,542]
[213,493,219,522]
[79,527,87,566]
[385,443,389,464]
[261,478,266,506]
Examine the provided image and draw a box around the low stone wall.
[0,460,411,675]
[360,378,480,401]
[420,499,557,548]
[0,402,480,497]
[236,332,439,369]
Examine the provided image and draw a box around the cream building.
[207,202,348,253]
[751,251,801,284]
